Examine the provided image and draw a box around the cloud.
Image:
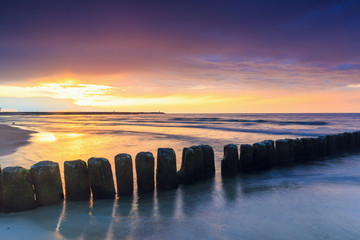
[335,64,360,71]
[346,84,360,89]
[0,81,236,110]
[0,97,82,111]
[0,0,360,82]
[1,0,360,112]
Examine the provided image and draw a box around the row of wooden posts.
[222,131,360,176]
[0,131,360,213]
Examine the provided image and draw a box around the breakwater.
[0,131,360,213]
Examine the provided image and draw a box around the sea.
[1,113,360,240]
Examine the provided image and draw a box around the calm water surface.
[1,113,360,239]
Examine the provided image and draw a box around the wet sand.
[0,124,36,157]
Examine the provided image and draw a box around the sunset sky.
[1,0,360,112]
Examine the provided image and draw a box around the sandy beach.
[0,124,35,157]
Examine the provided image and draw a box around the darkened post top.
[239,144,253,172]
[262,140,276,168]
[30,161,63,206]
[221,144,238,177]
[88,157,116,199]
[199,144,215,178]
[286,139,297,163]
[156,148,178,191]
[276,139,291,165]
[317,136,327,156]
[177,148,196,185]
[301,138,317,160]
[252,142,267,170]
[190,145,205,180]
[1,166,36,213]
[336,133,346,153]
[135,152,155,194]
[326,134,339,155]
[348,132,357,150]
[292,138,305,162]
[345,132,357,151]
[64,160,91,201]
[115,153,133,196]
[355,131,360,148]
[180,147,188,170]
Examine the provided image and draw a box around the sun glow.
[34,132,57,142]
[0,80,233,110]
[1,76,360,113]
[31,80,113,99]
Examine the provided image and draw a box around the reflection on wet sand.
[180,178,216,217]
[157,189,178,218]
[57,200,92,239]
[115,196,134,217]
[3,155,360,240]
[47,178,219,239]
[221,177,239,204]
[4,162,336,240]
[136,193,155,218]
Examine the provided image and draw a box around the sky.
[0,0,360,113]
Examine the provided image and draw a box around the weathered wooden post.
[351,132,358,150]
[345,132,356,151]
[135,152,154,194]
[252,142,267,170]
[190,145,205,180]
[239,144,253,172]
[262,140,276,168]
[156,148,178,191]
[199,144,215,178]
[286,139,297,163]
[336,133,346,153]
[64,160,91,201]
[88,157,115,199]
[287,138,304,163]
[317,136,327,157]
[30,161,63,206]
[276,139,291,165]
[326,134,338,155]
[1,167,36,213]
[177,148,196,184]
[115,153,133,196]
[355,131,360,148]
[301,138,317,160]
[221,144,239,177]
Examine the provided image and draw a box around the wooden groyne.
[0,131,360,213]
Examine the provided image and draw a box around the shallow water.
[1,113,359,172]
[1,113,360,239]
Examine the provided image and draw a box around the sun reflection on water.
[34,132,57,142]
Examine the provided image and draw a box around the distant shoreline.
[0,111,165,116]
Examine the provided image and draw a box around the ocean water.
[1,113,360,239]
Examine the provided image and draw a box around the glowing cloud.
[0,81,233,110]
[346,84,360,89]
[31,81,113,99]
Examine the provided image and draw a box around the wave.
[169,117,328,126]
[87,121,322,137]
